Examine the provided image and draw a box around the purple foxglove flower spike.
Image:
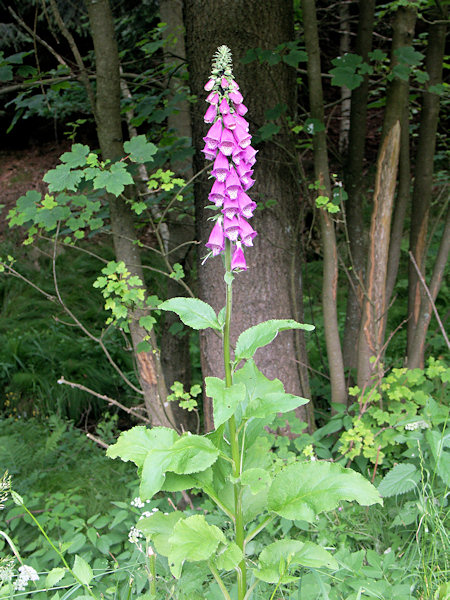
[231,242,247,271]
[202,45,257,265]
[206,219,225,255]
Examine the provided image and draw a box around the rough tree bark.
[184,0,311,431]
[407,11,447,365]
[85,0,174,427]
[342,0,375,373]
[302,0,347,407]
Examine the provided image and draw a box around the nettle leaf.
[241,468,271,494]
[106,426,178,467]
[205,377,246,427]
[45,568,66,588]
[44,164,83,192]
[215,542,243,571]
[60,144,90,168]
[168,515,226,578]
[72,555,93,585]
[93,162,134,195]
[378,463,420,498]
[235,319,314,362]
[268,461,382,521]
[158,297,221,331]
[124,135,158,163]
[255,539,338,583]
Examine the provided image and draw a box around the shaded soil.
[0,141,70,240]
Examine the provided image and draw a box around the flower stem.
[223,238,246,599]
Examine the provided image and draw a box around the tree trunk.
[86,0,174,427]
[184,0,310,431]
[302,0,347,407]
[357,122,401,389]
[407,12,447,364]
[159,0,197,431]
[342,0,375,374]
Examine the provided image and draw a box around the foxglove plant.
[107,46,382,600]
[203,45,258,272]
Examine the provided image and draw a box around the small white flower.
[128,526,143,544]
[151,507,159,513]
[131,497,145,508]
[139,511,152,519]
[14,565,39,591]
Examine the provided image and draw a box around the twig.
[86,432,109,449]
[58,376,150,423]
[409,251,450,350]
[8,6,68,67]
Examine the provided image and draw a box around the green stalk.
[223,239,247,599]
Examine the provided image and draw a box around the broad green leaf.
[72,555,93,585]
[93,162,133,195]
[168,515,226,578]
[255,539,338,583]
[168,435,219,474]
[45,568,66,588]
[60,144,90,168]
[8,190,41,226]
[330,66,363,90]
[378,463,420,497]
[161,472,198,492]
[44,164,83,192]
[205,377,246,427]
[426,429,450,486]
[394,46,424,66]
[235,319,314,362]
[246,391,308,419]
[158,297,221,331]
[241,468,271,494]
[283,49,308,67]
[140,449,172,500]
[124,135,157,163]
[106,426,178,467]
[215,542,243,571]
[268,461,382,521]
[138,511,185,556]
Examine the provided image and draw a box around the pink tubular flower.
[206,219,225,255]
[221,76,229,89]
[204,104,217,123]
[222,196,240,219]
[209,180,226,206]
[237,189,256,218]
[236,103,248,116]
[218,128,236,156]
[204,78,215,91]
[203,119,223,150]
[211,151,229,182]
[219,98,231,115]
[202,145,217,161]
[231,243,247,270]
[225,167,242,199]
[238,218,257,246]
[223,215,240,241]
[234,124,252,149]
[206,91,220,104]
[222,113,237,130]
[229,90,244,105]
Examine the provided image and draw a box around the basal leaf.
[168,515,226,578]
[140,449,172,500]
[124,135,157,163]
[268,461,382,521]
[205,377,246,427]
[106,426,178,467]
[235,319,314,362]
[377,463,420,498]
[158,297,221,331]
